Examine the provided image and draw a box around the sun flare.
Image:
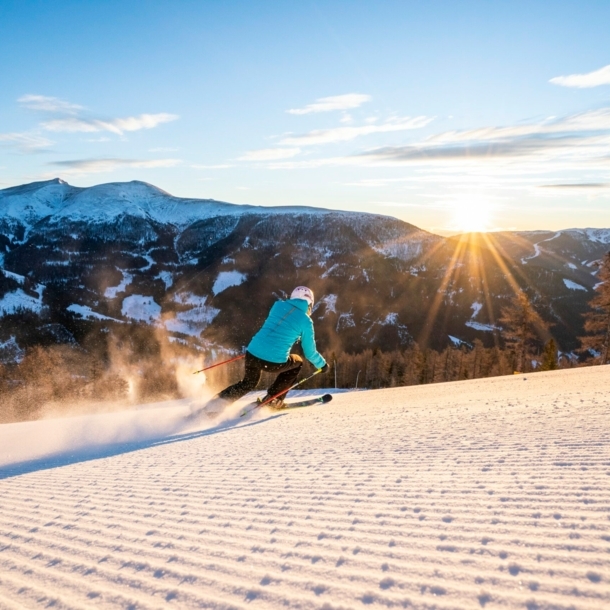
[448,195,494,233]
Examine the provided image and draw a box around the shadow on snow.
[0,413,286,481]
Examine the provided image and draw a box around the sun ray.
[471,235,501,348]
[417,233,470,347]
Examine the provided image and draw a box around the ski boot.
[258,395,286,410]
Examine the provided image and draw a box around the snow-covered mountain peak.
[52,181,172,223]
[1,179,424,233]
[0,179,79,228]
[564,227,610,244]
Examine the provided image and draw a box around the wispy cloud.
[237,147,301,161]
[0,132,53,153]
[279,116,433,146]
[421,108,610,145]
[287,93,371,115]
[18,94,83,115]
[48,158,181,175]
[550,64,610,88]
[266,107,610,174]
[539,183,609,189]
[41,113,179,135]
[191,163,234,169]
[352,108,610,165]
[17,94,179,137]
[344,177,415,187]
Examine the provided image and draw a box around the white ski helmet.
[291,286,314,307]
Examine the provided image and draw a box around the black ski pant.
[218,351,303,403]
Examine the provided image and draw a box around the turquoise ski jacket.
[247,298,327,369]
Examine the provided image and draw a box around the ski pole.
[252,368,323,411]
[193,354,245,375]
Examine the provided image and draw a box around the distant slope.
[1,179,609,366]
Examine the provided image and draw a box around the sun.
[448,195,494,233]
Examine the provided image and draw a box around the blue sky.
[1,0,609,234]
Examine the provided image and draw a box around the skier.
[207,286,328,412]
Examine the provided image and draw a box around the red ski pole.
[193,354,245,374]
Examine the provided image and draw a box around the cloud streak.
[539,183,609,189]
[237,147,301,161]
[279,116,433,146]
[49,158,181,175]
[18,94,83,115]
[266,107,610,173]
[17,93,179,137]
[287,93,371,115]
[550,64,610,88]
[191,164,234,169]
[353,109,610,166]
[0,132,53,153]
[41,113,179,135]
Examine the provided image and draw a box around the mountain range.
[1,178,609,365]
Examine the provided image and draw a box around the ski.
[240,393,332,417]
[280,393,333,409]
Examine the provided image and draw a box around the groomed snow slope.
[0,367,609,609]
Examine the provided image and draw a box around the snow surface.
[155,270,173,289]
[1,367,608,609]
[520,232,561,265]
[364,312,410,343]
[1,269,25,285]
[465,320,496,332]
[448,334,469,347]
[465,301,497,332]
[0,179,377,233]
[470,301,483,318]
[0,335,24,363]
[314,294,338,315]
[67,303,123,323]
[0,288,43,315]
[104,270,133,299]
[212,270,247,296]
[121,295,161,322]
[563,279,588,292]
[583,228,610,244]
[382,312,399,325]
[336,311,356,331]
[164,293,220,337]
[141,253,155,271]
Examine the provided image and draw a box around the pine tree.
[541,338,558,371]
[471,339,484,378]
[499,291,547,373]
[580,252,610,364]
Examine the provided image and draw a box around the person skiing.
[208,286,328,412]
